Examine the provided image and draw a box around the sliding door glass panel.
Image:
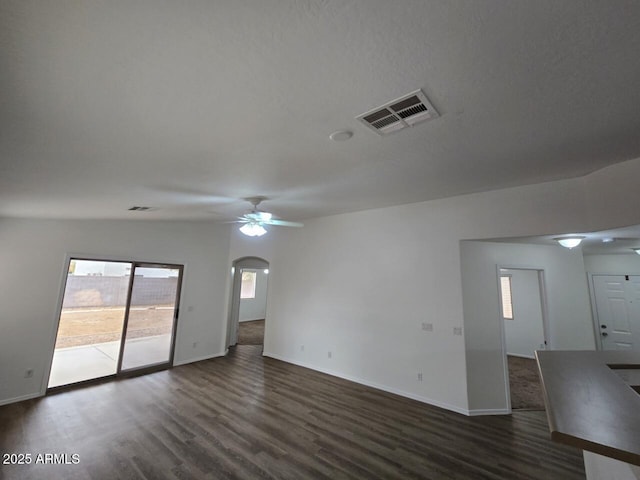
[49,259,131,387]
[120,265,181,371]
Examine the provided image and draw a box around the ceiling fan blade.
[245,211,272,222]
[236,197,304,230]
[265,219,304,227]
[255,211,272,221]
[222,217,250,224]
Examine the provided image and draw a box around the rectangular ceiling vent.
[356,89,439,136]
[128,206,155,212]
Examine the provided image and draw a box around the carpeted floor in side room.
[508,355,545,410]
[238,319,265,345]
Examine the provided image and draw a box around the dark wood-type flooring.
[508,355,545,410]
[238,319,264,345]
[0,346,585,479]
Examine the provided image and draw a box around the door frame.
[226,256,269,349]
[44,255,184,394]
[588,273,607,351]
[496,264,550,413]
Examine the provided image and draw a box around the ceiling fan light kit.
[236,197,303,237]
[239,223,267,237]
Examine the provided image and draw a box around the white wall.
[263,173,592,414]
[0,218,230,405]
[584,254,640,275]
[239,269,268,321]
[502,268,545,358]
[4,157,640,412]
[460,241,595,412]
[228,224,280,264]
[226,225,281,347]
[261,158,640,415]
[585,159,640,231]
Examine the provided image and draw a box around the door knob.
[602,332,609,337]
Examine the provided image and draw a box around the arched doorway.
[227,256,269,349]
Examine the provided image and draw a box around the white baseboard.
[173,351,227,366]
[263,351,470,416]
[467,408,511,416]
[0,391,43,407]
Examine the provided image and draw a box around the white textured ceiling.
[2,1,640,221]
[486,225,640,255]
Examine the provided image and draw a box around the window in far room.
[240,270,257,299]
[500,274,514,320]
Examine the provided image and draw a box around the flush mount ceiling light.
[555,236,585,249]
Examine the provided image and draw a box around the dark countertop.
[536,350,640,466]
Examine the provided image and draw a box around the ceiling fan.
[234,197,303,236]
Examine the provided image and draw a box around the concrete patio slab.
[49,335,172,388]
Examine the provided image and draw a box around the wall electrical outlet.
[300,345,305,352]
[417,372,423,381]
[328,351,332,359]
[453,327,463,336]
[24,369,34,378]
[192,342,198,348]
[422,322,433,331]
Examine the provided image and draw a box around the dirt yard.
[55,305,175,349]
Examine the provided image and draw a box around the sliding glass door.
[49,259,182,389]
[120,265,182,371]
[49,260,131,388]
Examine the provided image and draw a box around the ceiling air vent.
[356,89,439,136]
[128,206,155,212]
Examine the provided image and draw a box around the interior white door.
[592,275,640,350]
